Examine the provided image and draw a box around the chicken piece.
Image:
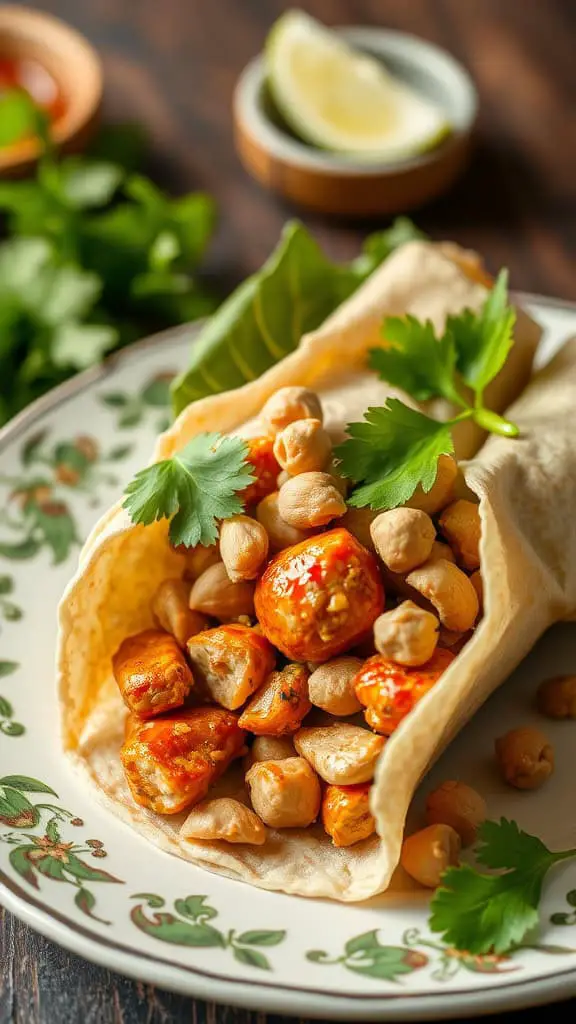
[180,797,266,845]
[246,757,321,828]
[112,629,193,717]
[353,648,455,735]
[120,707,246,814]
[152,578,210,647]
[321,783,376,847]
[254,528,384,662]
[238,663,311,735]
[240,436,281,507]
[187,624,275,710]
[294,722,385,784]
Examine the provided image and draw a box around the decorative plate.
[1,298,576,1021]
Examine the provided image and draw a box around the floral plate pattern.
[1,302,576,1020]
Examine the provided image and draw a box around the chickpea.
[428,541,456,565]
[439,500,481,571]
[243,735,296,772]
[273,418,332,476]
[401,824,461,888]
[340,506,378,551]
[220,515,269,582]
[537,675,576,719]
[261,386,323,436]
[246,757,321,828]
[373,601,439,667]
[181,542,220,581]
[405,455,458,515]
[425,780,487,847]
[370,508,436,574]
[151,578,210,647]
[277,469,290,488]
[325,457,350,497]
[278,472,346,529]
[256,492,311,552]
[406,558,479,632]
[294,722,385,785]
[180,797,266,845]
[308,657,363,716]
[189,562,255,620]
[495,727,554,790]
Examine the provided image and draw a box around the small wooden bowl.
[234,27,478,218]
[0,5,103,175]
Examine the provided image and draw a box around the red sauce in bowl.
[0,55,66,124]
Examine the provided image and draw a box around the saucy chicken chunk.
[254,528,384,662]
[240,436,281,506]
[113,629,193,717]
[121,707,246,814]
[321,782,376,847]
[238,663,311,735]
[187,624,275,710]
[353,648,455,735]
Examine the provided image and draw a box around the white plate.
[0,296,575,1021]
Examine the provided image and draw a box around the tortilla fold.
[59,242,562,902]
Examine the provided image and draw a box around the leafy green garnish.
[336,270,519,510]
[171,217,426,415]
[0,109,217,426]
[122,433,254,547]
[430,819,576,954]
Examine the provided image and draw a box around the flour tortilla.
[58,241,560,902]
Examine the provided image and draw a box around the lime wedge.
[266,11,451,162]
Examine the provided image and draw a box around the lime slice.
[266,11,451,162]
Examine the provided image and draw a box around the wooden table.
[1,0,576,1020]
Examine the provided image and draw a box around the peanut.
[340,507,378,551]
[495,727,554,790]
[428,540,456,564]
[308,657,363,716]
[370,508,436,574]
[406,558,479,632]
[401,824,461,888]
[273,418,332,476]
[243,735,296,772]
[261,386,323,436]
[181,542,220,580]
[256,492,311,551]
[537,675,576,719]
[439,500,481,571]
[278,472,346,529]
[425,780,487,847]
[405,454,458,515]
[151,578,209,647]
[189,562,255,620]
[373,600,439,667]
[220,515,269,582]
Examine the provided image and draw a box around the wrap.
[59,240,568,902]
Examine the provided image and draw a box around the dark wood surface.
[2,0,576,1021]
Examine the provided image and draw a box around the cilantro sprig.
[336,270,519,510]
[123,433,254,547]
[429,819,576,954]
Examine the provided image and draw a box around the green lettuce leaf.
[171,218,424,415]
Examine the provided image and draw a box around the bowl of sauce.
[0,5,102,173]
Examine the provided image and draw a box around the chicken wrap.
[58,240,572,903]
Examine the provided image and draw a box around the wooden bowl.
[0,5,103,174]
[234,27,478,218]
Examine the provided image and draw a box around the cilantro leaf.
[122,433,254,547]
[370,315,464,405]
[430,862,541,955]
[448,269,516,396]
[429,819,576,955]
[351,217,427,277]
[335,400,454,510]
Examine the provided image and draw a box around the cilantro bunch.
[336,271,519,510]
[0,90,216,425]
